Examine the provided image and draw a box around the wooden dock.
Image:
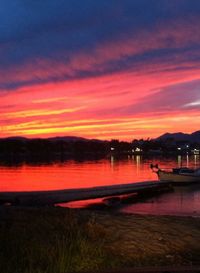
[0,181,171,206]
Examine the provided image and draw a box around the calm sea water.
[0,155,200,216]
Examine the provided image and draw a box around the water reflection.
[186,154,189,168]
[0,155,199,192]
[177,155,182,167]
[194,154,199,166]
[110,155,114,168]
[0,155,200,216]
[120,184,200,217]
[136,155,141,173]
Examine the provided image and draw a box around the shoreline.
[0,206,200,272]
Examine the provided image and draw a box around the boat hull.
[158,170,200,184]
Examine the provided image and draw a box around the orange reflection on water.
[0,157,157,192]
[0,155,199,192]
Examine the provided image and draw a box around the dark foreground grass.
[0,206,200,273]
[0,207,110,273]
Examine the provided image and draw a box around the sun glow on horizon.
[1,66,200,140]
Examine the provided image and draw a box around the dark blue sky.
[1,0,200,90]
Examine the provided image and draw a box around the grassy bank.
[0,207,200,273]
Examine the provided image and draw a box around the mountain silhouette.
[157,130,200,143]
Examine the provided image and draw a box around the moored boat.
[150,164,200,184]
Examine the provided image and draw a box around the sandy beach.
[91,211,200,267]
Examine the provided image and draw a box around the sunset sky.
[1,0,200,140]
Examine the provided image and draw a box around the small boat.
[150,164,200,184]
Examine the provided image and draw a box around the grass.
[0,206,200,273]
[0,207,110,273]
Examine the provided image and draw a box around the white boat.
[150,164,200,184]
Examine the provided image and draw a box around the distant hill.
[47,136,89,142]
[157,130,200,143]
[1,132,199,143]
[2,136,28,141]
[47,136,105,143]
[0,136,104,143]
[191,131,200,142]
